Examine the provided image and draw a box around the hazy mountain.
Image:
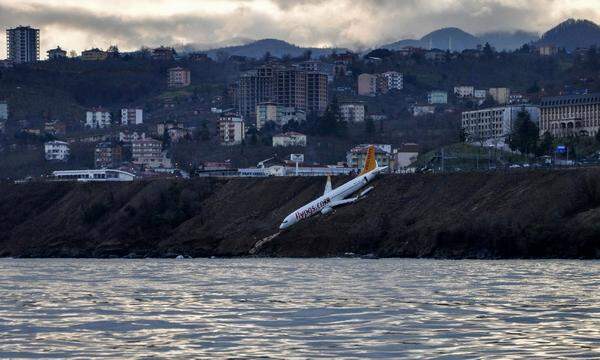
[203,39,347,60]
[479,31,540,51]
[536,19,600,51]
[381,27,482,51]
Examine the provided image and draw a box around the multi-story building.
[395,143,420,170]
[81,48,108,61]
[381,71,403,92]
[454,86,475,98]
[305,71,328,115]
[168,67,191,88]
[274,68,306,111]
[461,105,541,142]
[272,132,307,147]
[44,120,67,135]
[358,74,378,96]
[340,102,366,123]
[347,144,393,171]
[95,142,123,169]
[6,26,40,64]
[121,108,143,126]
[538,45,558,56]
[428,91,448,104]
[218,114,245,145]
[474,89,487,99]
[85,109,111,129]
[47,46,67,60]
[413,105,436,117]
[119,131,146,143]
[256,102,278,129]
[44,141,70,161]
[236,66,276,120]
[132,139,169,168]
[152,46,176,61]
[489,87,511,105]
[0,101,7,121]
[539,93,600,137]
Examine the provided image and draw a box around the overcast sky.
[1,0,599,58]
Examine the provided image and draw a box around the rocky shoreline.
[1,169,600,259]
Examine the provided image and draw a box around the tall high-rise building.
[274,68,306,111]
[305,72,328,115]
[6,26,40,63]
[236,65,276,120]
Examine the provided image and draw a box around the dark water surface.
[0,259,598,359]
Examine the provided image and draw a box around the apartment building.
[305,71,328,115]
[340,102,366,123]
[272,132,307,147]
[381,71,403,92]
[168,67,191,88]
[347,144,393,171]
[461,105,540,142]
[95,142,123,169]
[6,26,39,63]
[454,86,475,98]
[81,48,108,61]
[428,91,448,105]
[121,108,143,126]
[489,87,511,105]
[44,141,70,161]
[218,115,245,145]
[47,46,67,60]
[539,93,600,137]
[357,74,379,96]
[85,109,111,129]
[236,66,276,120]
[132,139,169,168]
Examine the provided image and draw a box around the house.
[152,46,176,61]
[347,144,393,171]
[395,143,420,170]
[47,46,67,60]
[85,108,111,129]
[218,114,245,145]
[340,102,366,123]
[428,91,448,105]
[132,139,171,169]
[44,141,70,161]
[413,105,435,117]
[166,127,193,143]
[44,120,67,135]
[454,86,475,98]
[168,67,191,88]
[81,48,107,61]
[95,142,123,169]
[272,132,307,147]
[121,108,143,125]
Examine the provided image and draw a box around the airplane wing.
[330,198,358,207]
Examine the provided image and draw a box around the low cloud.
[0,0,598,58]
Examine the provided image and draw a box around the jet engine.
[321,207,334,215]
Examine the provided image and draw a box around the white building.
[85,109,111,129]
[239,165,353,177]
[132,139,171,169]
[121,108,143,125]
[381,71,403,91]
[53,169,135,182]
[340,102,366,123]
[395,143,420,171]
[44,141,70,161]
[119,131,146,143]
[256,103,306,129]
[427,91,448,105]
[474,89,487,99]
[0,101,7,120]
[272,132,307,147]
[454,86,475,98]
[489,88,511,105]
[461,105,541,143]
[413,105,435,117]
[218,115,245,145]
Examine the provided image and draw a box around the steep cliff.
[1,170,600,259]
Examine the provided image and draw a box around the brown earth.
[1,169,600,259]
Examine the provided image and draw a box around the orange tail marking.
[360,145,377,175]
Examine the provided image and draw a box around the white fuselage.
[279,167,385,230]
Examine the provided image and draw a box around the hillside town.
[2,19,600,182]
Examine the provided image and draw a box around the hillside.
[205,39,347,59]
[536,19,600,51]
[1,170,600,259]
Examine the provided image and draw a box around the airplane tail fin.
[323,176,332,195]
[360,145,378,175]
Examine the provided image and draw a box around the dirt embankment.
[1,169,600,259]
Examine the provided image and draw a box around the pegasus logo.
[295,198,331,220]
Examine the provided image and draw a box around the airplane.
[279,145,388,230]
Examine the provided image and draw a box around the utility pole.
[441,147,445,173]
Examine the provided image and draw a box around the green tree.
[318,97,342,136]
[509,110,539,155]
[537,132,554,156]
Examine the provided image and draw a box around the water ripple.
[0,259,598,359]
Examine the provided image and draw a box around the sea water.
[0,259,598,358]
